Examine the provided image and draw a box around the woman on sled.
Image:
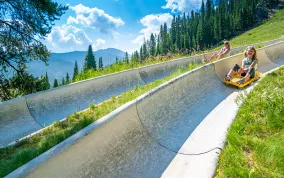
[225,46,258,85]
[209,41,231,61]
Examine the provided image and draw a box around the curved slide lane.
[6,41,284,178]
[0,38,283,147]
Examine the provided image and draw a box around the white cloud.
[132,13,173,45]
[162,0,202,13]
[68,4,124,36]
[92,39,106,50]
[43,25,105,52]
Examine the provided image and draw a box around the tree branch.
[0,19,43,45]
[4,0,27,13]
[0,55,21,73]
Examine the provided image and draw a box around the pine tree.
[99,57,103,69]
[213,15,220,42]
[156,35,161,55]
[143,42,147,60]
[149,33,156,56]
[125,52,129,64]
[196,18,205,50]
[162,22,168,54]
[44,72,50,89]
[53,78,59,88]
[171,15,176,48]
[176,15,181,50]
[116,57,119,64]
[140,45,144,61]
[135,0,262,59]
[201,0,205,21]
[66,72,70,84]
[181,12,186,49]
[73,60,79,81]
[84,45,96,71]
[62,77,65,85]
[0,1,68,100]
[135,51,140,63]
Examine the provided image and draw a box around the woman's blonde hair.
[244,46,257,59]
[224,40,231,49]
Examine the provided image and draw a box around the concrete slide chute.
[138,56,198,83]
[136,64,234,153]
[264,41,284,65]
[0,98,42,147]
[20,103,177,178]
[1,39,283,147]
[6,41,284,178]
[25,68,144,127]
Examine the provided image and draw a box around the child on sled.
[225,46,258,84]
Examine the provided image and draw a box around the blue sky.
[44,0,202,53]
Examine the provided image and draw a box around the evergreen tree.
[66,73,70,84]
[149,33,156,56]
[53,78,59,88]
[176,15,181,50]
[162,22,169,54]
[201,0,205,21]
[62,78,65,85]
[170,15,176,48]
[140,46,143,61]
[125,52,129,64]
[84,45,96,71]
[44,72,51,90]
[135,0,264,60]
[116,57,119,64]
[0,0,68,100]
[156,35,161,55]
[134,51,140,63]
[143,42,147,60]
[99,57,104,69]
[73,60,79,81]
[196,18,205,50]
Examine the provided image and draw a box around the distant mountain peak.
[27,48,127,84]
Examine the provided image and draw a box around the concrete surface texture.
[0,38,283,147]
[5,40,284,178]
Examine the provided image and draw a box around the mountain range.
[26,48,126,84]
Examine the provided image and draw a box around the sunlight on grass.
[215,67,284,177]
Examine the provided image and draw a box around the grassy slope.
[215,67,284,177]
[210,9,284,52]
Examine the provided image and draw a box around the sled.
[224,71,262,88]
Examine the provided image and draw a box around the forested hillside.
[132,0,280,62]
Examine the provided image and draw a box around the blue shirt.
[242,57,258,70]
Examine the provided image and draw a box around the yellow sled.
[224,71,262,88]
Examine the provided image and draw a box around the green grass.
[215,67,284,178]
[210,9,284,52]
[0,62,204,177]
